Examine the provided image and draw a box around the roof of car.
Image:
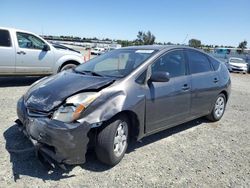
[122,45,193,51]
[0,27,35,35]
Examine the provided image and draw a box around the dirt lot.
[0,73,249,188]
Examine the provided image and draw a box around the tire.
[206,94,226,122]
[95,114,129,166]
[60,63,78,72]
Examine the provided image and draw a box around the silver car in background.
[227,57,248,73]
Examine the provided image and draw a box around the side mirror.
[150,71,170,82]
[42,44,50,51]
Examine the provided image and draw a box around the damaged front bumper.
[16,97,91,165]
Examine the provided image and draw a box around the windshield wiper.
[74,69,103,77]
[83,70,104,77]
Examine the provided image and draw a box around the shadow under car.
[3,117,208,181]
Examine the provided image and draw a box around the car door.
[15,32,54,74]
[0,29,15,74]
[186,49,219,117]
[145,49,191,133]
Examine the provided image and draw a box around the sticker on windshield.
[135,50,154,54]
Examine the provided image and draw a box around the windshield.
[230,58,245,64]
[75,49,157,78]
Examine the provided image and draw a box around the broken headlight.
[52,92,100,123]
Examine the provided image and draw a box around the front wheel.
[206,94,226,122]
[60,63,77,72]
[95,114,129,166]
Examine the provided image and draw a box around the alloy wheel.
[214,96,225,119]
[113,122,128,157]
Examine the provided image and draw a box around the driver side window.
[152,50,186,78]
[17,32,46,50]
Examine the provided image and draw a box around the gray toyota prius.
[16,45,231,167]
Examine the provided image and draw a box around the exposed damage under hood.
[24,70,115,112]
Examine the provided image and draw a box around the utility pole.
[182,34,188,45]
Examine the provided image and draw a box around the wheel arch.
[121,110,140,141]
[219,90,228,102]
[98,110,141,141]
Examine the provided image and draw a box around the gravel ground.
[0,73,249,188]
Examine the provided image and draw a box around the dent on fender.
[78,87,146,140]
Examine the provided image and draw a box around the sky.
[1,0,250,47]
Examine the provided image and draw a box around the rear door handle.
[182,84,190,91]
[213,78,219,83]
[17,51,26,55]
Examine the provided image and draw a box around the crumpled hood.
[24,70,114,112]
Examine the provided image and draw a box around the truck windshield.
[75,49,157,78]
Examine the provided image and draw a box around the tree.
[117,40,134,47]
[136,31,144,45]
[237,40,247,54]
[136,31,156,45]
[188,39,201,48]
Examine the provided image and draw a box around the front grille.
[27,109,50,117]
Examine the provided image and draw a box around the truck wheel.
[96,114,129,166]
[60,63,77,72]
[206,93,226,122]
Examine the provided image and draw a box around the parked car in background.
[0,27,84,76]
[16,46,231,167]
[227,57,248,74]
[91,47,105,55]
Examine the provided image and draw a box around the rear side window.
[187,50,212,74]
[208,56,220,71]
[0,29,11,47]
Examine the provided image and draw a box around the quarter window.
[0,29,11,47]
[208,56,220,71]
[136,70,147,84]
[152,50,186,78]
[17,32,46,50]
[187,50,212,74]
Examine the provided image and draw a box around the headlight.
[52,92,100,123]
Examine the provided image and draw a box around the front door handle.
[17,51,26,55]
[182,84,190,91]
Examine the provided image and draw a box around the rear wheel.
[95,114,129,166]
[206,94,226,122]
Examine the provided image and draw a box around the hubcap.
[214,96,225,119]
[113,122,128,157]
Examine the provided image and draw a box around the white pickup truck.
[0,27,84,75]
